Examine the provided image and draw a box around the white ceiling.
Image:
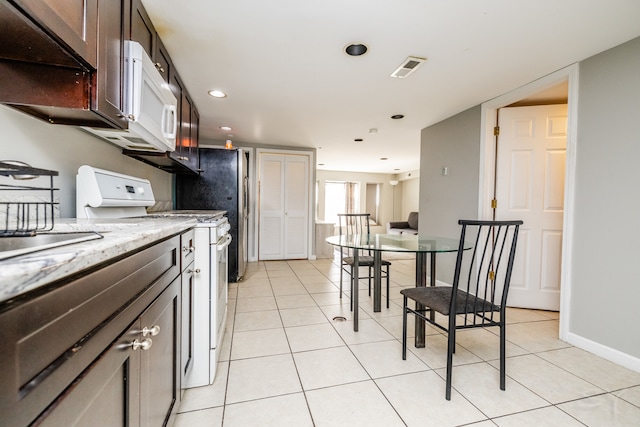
[142,0,640,174]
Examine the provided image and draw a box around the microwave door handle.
[162,104,177,139]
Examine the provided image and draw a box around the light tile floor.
[174,256,640,427]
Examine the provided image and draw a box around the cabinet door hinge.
[493,126,500,136]
[491,199,497,209]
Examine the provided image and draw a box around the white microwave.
[82,41,178,152]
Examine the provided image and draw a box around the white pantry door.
[496,104,567,310]
[258,153,309,260]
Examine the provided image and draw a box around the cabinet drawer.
[0,236,180,426]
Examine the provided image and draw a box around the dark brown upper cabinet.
[129,0,156,58]
[1,0,199,173]
[155,37,172,84]
[7,0,98,68]
[0,0,127,129]
[92,0,130,129]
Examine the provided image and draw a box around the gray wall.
[1,105,172,217]
[570,37,640,357]
[418,37,640,362]
[419,106,481,282]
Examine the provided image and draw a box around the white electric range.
[76,165,230,387]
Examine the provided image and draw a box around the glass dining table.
[326,233,468,347]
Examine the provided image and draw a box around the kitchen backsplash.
[148,201,173,212]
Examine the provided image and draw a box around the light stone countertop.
[0,217,197,306]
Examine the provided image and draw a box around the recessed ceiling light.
[220,126,232,131]
[345,43,368,56]
[318,163,325,166]
[208,89,227,98]
[380,157,388,161]
[391,114,404,120]
[354,138,363,142]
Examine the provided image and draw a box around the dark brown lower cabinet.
[0,234,185,426]
[37,278,180,427]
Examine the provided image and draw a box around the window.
[324,181,359,224]
[365,183,380,224]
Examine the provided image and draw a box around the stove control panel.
[76,166,155,218]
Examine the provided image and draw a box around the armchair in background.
[387,211,419,235]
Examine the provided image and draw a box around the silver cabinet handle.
[142,325,161,337]
[154,62,165,73]
[187,268,201,274]
[131,338,153,351]
[182,245,195,253]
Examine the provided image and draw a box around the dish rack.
[0,161,59,237]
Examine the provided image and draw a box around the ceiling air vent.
[390,56,426,78]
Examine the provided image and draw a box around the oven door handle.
[216,234,232,250]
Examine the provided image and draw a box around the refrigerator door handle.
[243,176,249,215]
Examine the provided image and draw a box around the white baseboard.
[566,331,640,373]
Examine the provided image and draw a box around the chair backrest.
[451,219,523,326]
[337,213,371,236]
[337,213,371,257]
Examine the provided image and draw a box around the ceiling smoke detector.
[390,56,426,78]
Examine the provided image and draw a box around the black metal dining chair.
[337,213,392,310]
[401,219,523,400]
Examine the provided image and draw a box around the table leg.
[373,251,382,312]
[414,252,427,347]
[353,251,359,332]
[430,251,436,325]
[414,252,438,347]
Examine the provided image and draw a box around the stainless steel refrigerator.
[175,147,248,282]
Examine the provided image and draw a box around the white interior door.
[283,155,309,259]
[259,154,285,260]
[258,153,309,260]
[496,104,567,310]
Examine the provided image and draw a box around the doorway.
[495,104,567,310]
[479,64,578,340]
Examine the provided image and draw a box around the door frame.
[478,64,579,341]
[255,147,316,261]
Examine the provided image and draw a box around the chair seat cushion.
[343,256,374,266]
[400,286,499,315]
[343,256,391,266]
